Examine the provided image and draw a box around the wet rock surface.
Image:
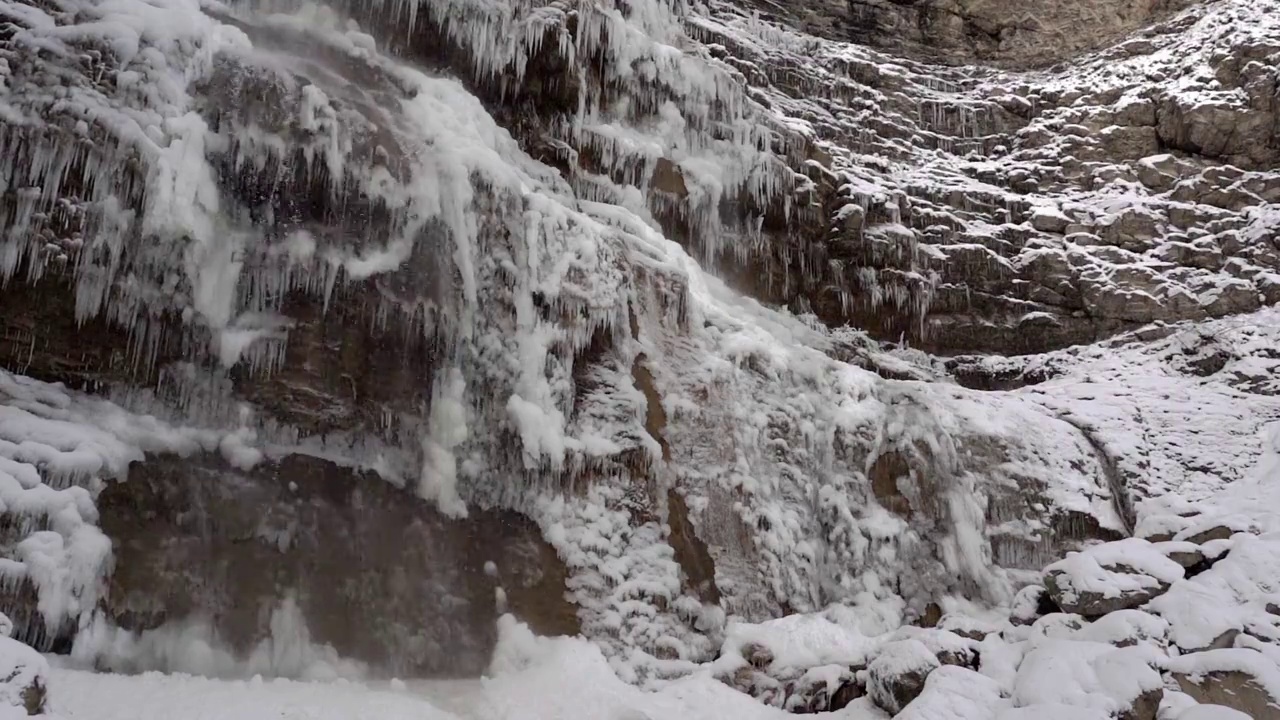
[97,454,579,677]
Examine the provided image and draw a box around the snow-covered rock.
[1150,533,1280,652]
[0,636,48,715]
[1167,649,1280,719]
[1043,539,1185,616]
[867,639,941,715]
[1012,640,1163,719]
[1010,586,1057,626]
[896,665,1008,720]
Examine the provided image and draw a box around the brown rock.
[1180,525,1241,545]
[867,639,940,715]
[1170,650,1280,719]
[1121,687,1163,720]
[1044,566,1172,617]
[96,453,579,678]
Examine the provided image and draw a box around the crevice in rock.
[1056,414,1137,536]
[668,489,723,605]
[630,343,722,605]
[869,450,915,518]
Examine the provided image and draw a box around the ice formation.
[0,0,1279,715]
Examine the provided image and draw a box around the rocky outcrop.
[94,453,578,677]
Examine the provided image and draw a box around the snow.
[1011,640,1162,715]
[47,617,845,720]
[1149,533,1280,650]
[997,706,1110,720]
[896,666,1007,720]
[717,614,876,672]
[0,635,46,713]
[1175,706,1253,720]
[1165,648,1280,699]
[1043,538,1185,605]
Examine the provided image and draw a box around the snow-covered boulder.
[1012,640,1163,720]
[1175,706,1255,720]
[1149,533,1280,652]
[0,636,49,715]
[1154,541,1208,571]
[885,627,978,668]
[1021,609,1169,650]
[1011,585,1058,626]
[1174,521,1256,545]
[712,615,873,710]
[936,613,1002,640]
[1072,610,1169,648]
[1043,539,1185,616]
[782,665,859,714]
[867,639,941,715]
[896,666,1009,719]
[1167,648,1280,719]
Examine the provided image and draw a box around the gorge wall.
[0,0,1277,689]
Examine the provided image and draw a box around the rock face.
[840,0,1203,66]
[0,0,1277,693]
[95,454,578,677]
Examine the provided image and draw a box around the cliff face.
[0,0,1277,688]
[781,0,1204,67]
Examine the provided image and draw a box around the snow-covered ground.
[45,619,809,720]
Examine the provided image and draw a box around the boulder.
[897,666,1009,719]
[1043,539,1185,617]
[1150,534,1280,653]
[1011,585,1058,626]
[1155,541,1208,570]
[782,665,858,714]
[937,613,1002,640]
[0,636,48,715]
[1167,649,1280,719]
[1013,640,1163,720]
[1155,95,1277,168]
[1135,153,1190,191]
[867,639,941,715]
